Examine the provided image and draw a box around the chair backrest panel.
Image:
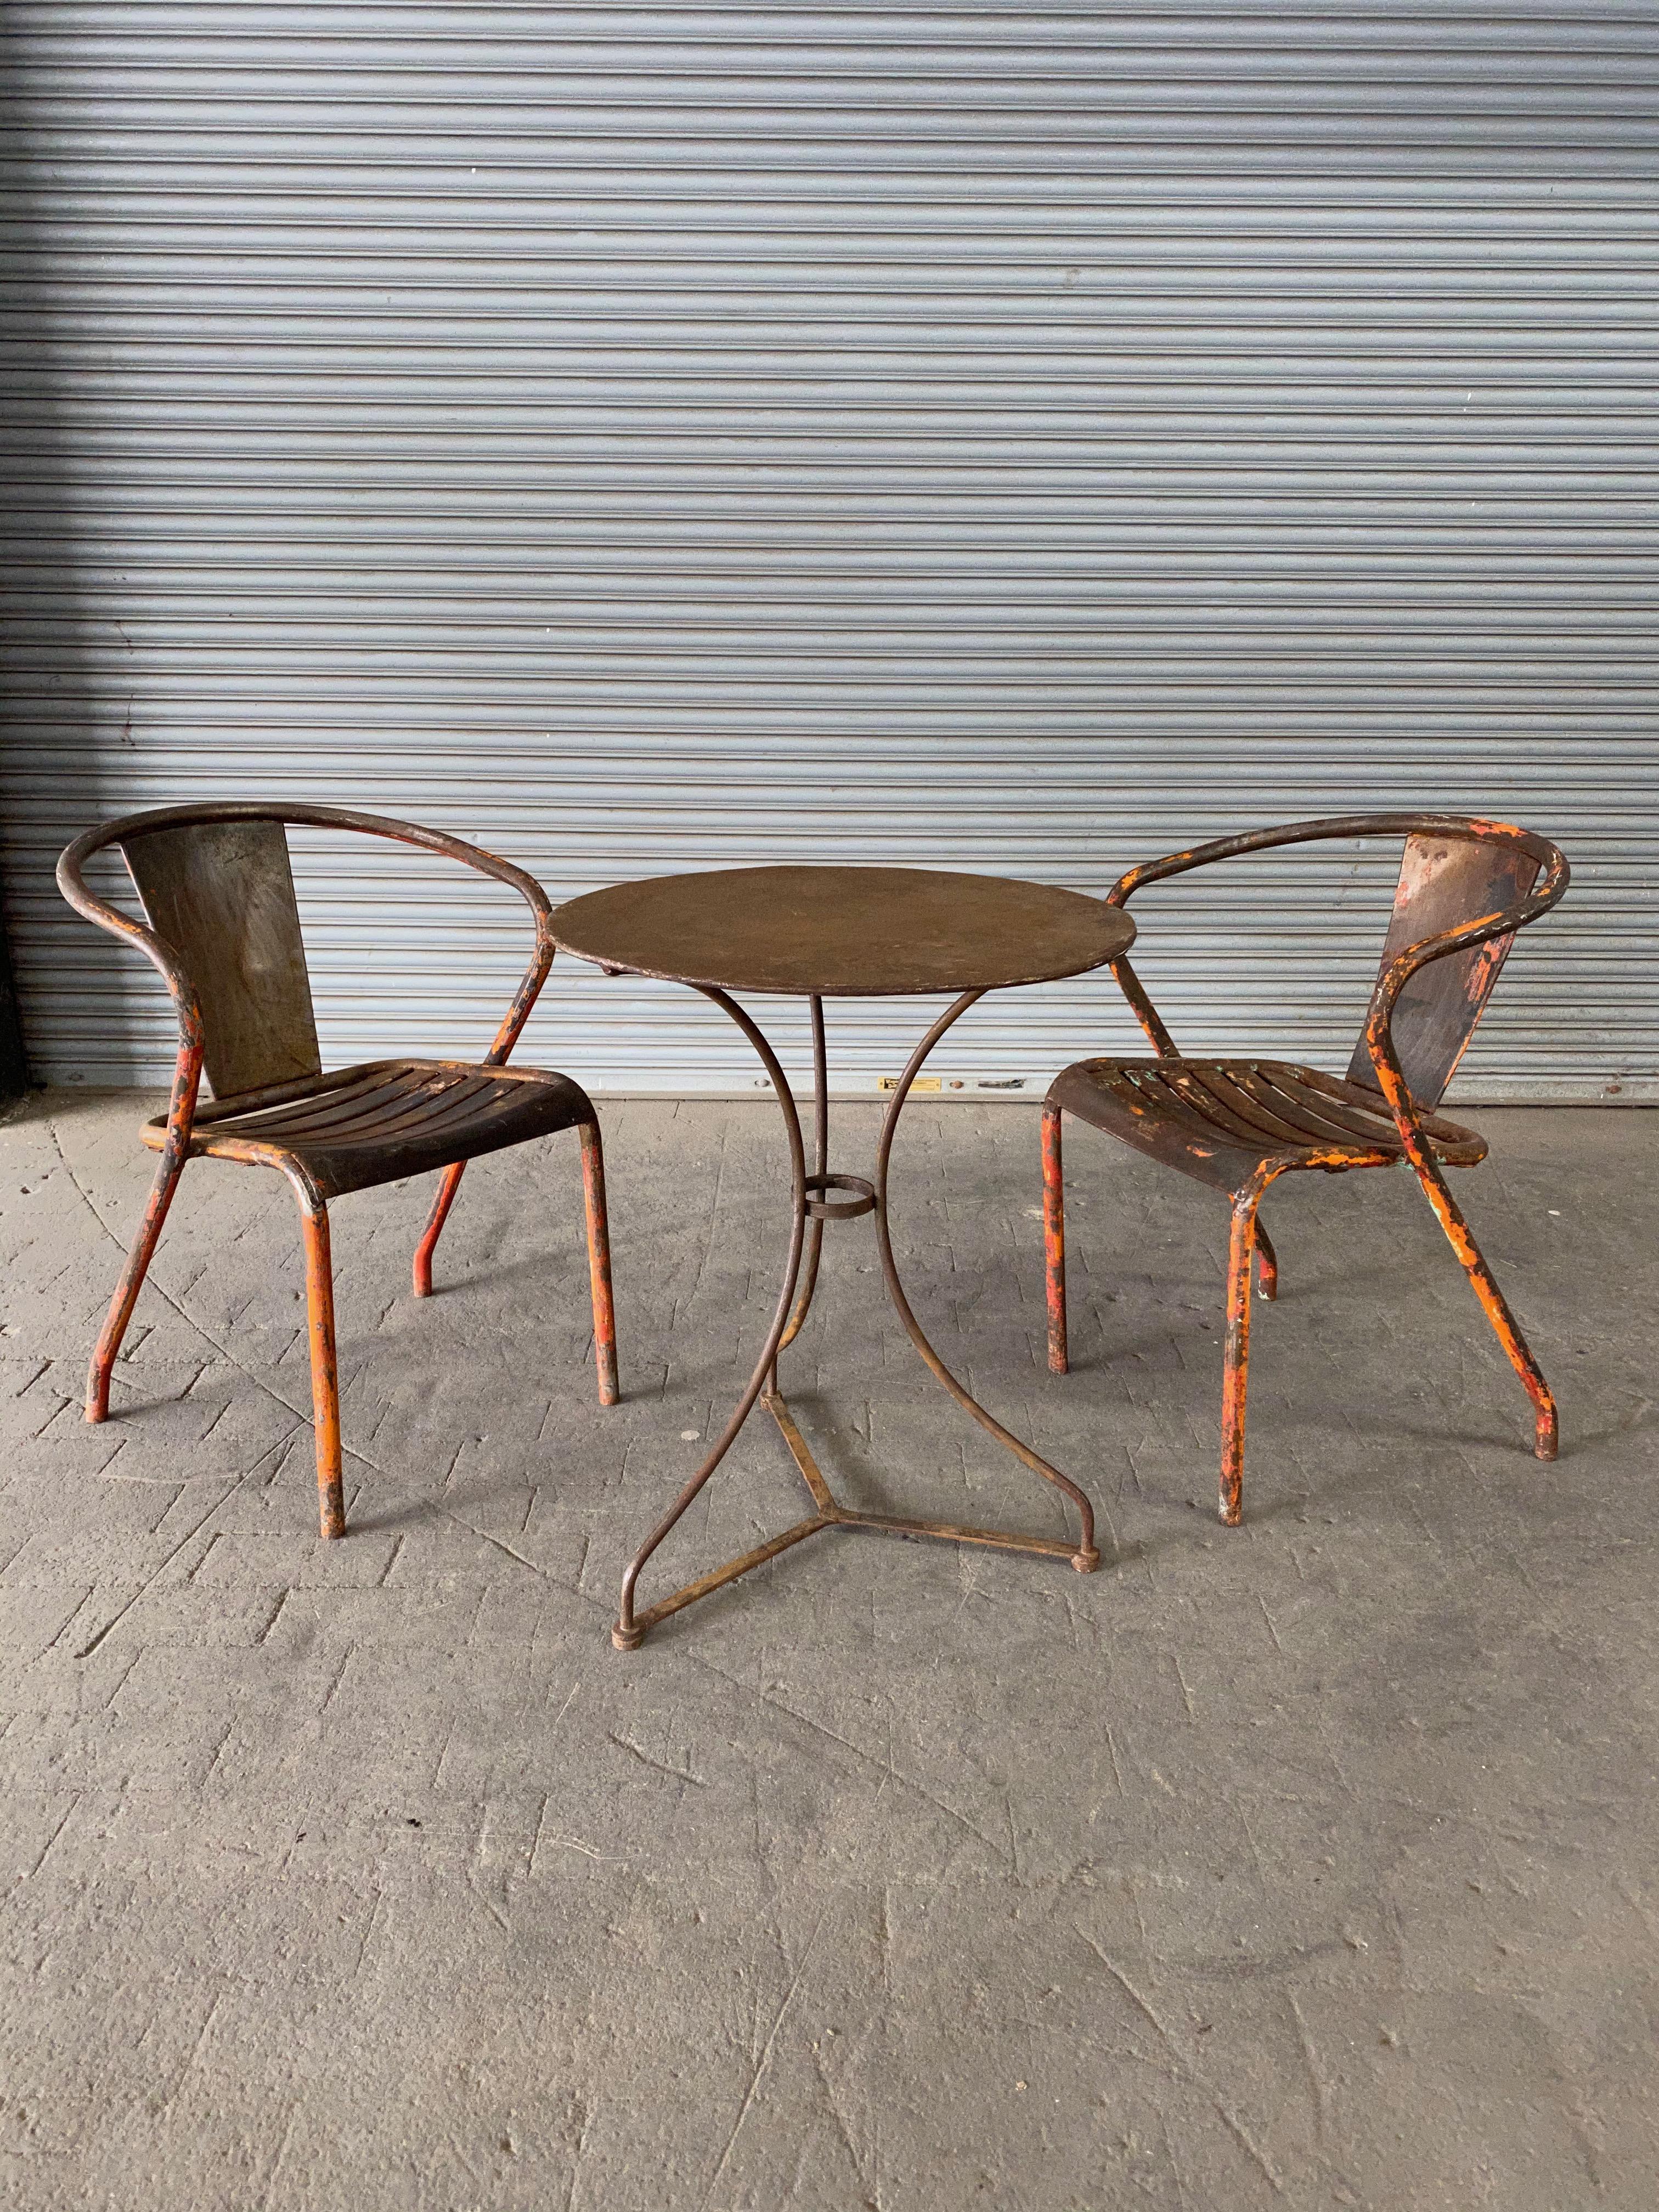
[121,818,321,1099]
[1345,831,1541,1108]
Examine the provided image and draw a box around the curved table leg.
[872,992,1099,1572]
[614,989,1101,1650]
[612,988,815,1649]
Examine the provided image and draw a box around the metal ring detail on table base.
[612,988,1101,1652]
[804,1172,876,1221]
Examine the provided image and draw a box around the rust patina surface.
[58,801,619,1541]
[550,862,1132,997]
[550,862,1135,1651]
[1041,811,1569,1527]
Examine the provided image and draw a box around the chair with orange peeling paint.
[57,802,618,1541]
[1040,813,1568,1525]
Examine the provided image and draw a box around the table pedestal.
[613,989,1100,1650]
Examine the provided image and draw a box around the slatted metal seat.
[1041,814,1569,1526]
[1047,1055,1487,1193]
[58,802,618,1541]
[155,1058,596,1200]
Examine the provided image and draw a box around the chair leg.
[1220,1190,1261,1525]
[86,1150,188,1422]
[1042,1102,1068,1374]
[298,1198,347,1539]
[1254,1216,1279,1301]
[412,1160,466,1297]
[416,1124,619,1408]
[579,1120,620,1406]
[1409,1153,1558,1460]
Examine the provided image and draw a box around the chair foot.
[1409,1153,1560,1468]
[1219,1188,1261,1524]
[612,1621,644,1652]
[1042,1102,1069,1373]
[413,1161,465,1298]
[1071,1545,1099,1573]
[580,1121,620,1406]
[299,1198,347,1540]
[86,1150,188,1426]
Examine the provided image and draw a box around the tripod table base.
[611,1389,1099,1650]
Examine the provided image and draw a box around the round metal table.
[550,863,1136,1650]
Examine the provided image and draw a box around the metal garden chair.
[1040,813,1568,1524]
[57,802,618,1540]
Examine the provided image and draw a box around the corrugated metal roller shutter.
[2,3,1654,1101]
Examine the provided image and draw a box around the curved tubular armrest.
[57,802,561,1152]
[57,828,210,1154]
[1098,811,1566,1081]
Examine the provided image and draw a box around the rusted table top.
[549,864,1134,997]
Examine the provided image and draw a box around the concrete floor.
[1,1089,1655,2210]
